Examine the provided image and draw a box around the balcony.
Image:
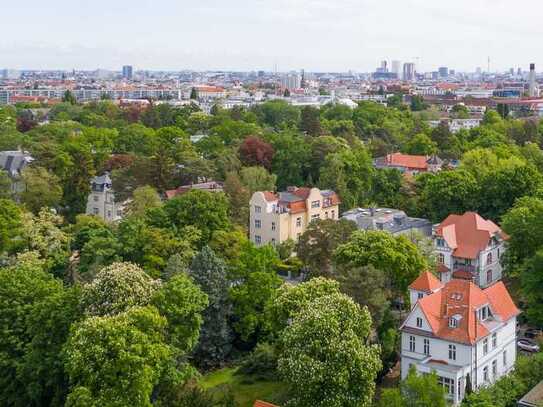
[452,263,478,281]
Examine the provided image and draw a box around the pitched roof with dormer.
[435,212,507,259]
[407,279,520,345]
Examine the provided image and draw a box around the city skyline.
[2,0,543,72]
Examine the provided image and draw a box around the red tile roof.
[409,271,444,293]
[254,401,279,407]
[436,212,506,259]
[263,191,278,202]
[384,153,429,170]
[415,280,520,345]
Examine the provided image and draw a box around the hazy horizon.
[3,0,543,73]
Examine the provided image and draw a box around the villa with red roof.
[434,212,508,288]
[402,274,520,404]
[374,152,443,175]
[249,187,340,246]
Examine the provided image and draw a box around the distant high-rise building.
[529,63,537,97]
[380,60,388,72]
[509,68,515,76]
[122,65,133,80]
[403,63,415,81]
[438,67,449,78]
[280,73,301,90]
[1,69,21,80]
[517,67,522,76]
[476,67,482,75]
[449,69,455,76]
[391,60,401,77]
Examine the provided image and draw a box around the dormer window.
[449,314,462,328]
[416,317,423,328]
[479,306,492,321]
[436,238,445,247]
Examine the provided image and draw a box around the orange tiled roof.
[416,279,520,345]
[254,401,279,407]
[384,153,429,170]
[263,191,278,202]
[409,271,444,293]
[436,212,506,259]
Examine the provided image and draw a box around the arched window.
[487,252,493,265]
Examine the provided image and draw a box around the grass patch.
[200,366,288,407]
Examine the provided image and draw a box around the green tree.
[404,133,438,155]
[0,170,12,199]
[451,104,470,119]
[520,250,543,326]
[152,272,208,354]
[229,243,282,342]
[126,185,162,217]
[64,306,172,407]
[190,87,198,100]
[189,246,233,368]
[419,170,480,222]
[240,166,277,195]
[300,106,322,136]
[81,262,160,316]
[478,160,543,221]
[296,219,357,277]
[501,197,543,275]
[379,366,446,407]
[319,146,374,210]
[0,198,23,255]
[20,166,63,213]
[267,277,341,336]
[278,293,381,407]
[410,95,428,111]
[163,190,231,246]
[62,90,77,105]
[0,253,79,406]
[334,230,428,297]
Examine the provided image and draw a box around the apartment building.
[434,212,508,288]
[249,187,340,246]
[402,273,519,404]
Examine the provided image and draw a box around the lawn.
[200,366,288,407]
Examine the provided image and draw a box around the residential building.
[434,212,507,288]
[194,85,226,100]
[280,73,302,90]
[374,152,443,175]
[402,275,520,404]
[254,401,279,407]
[249,187,340,246]
[341,207,432,237]
[85,173,125,222]
[122,65,133,80]
[0,150,34,194]
[165,181,224,200]
[403,63,416,81]
[428,118,482,134]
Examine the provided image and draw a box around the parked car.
[517,338,540,353]
[524,328,543,339]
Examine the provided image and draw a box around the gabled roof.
[412,279,520,345]
[381,153,429,170]
[409,271,444,293]
[435,212,506,259]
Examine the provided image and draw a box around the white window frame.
[409,335,416,352]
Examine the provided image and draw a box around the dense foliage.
[2,96,543,406]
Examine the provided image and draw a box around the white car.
[517,338,540,353]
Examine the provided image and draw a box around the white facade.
[435,231,505,288]
[85,174,124,222]
[401,281,518,405]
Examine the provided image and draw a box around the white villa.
[401,272,520,404]
[434,212,508,288]
[85,173,125,222]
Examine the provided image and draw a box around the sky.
[2,0,543,73]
